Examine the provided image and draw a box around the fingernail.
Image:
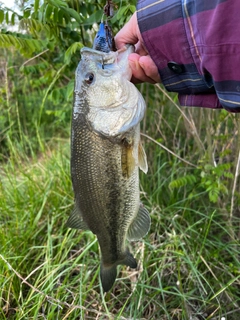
[129,59,138,71]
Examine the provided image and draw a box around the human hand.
[115,12,161,84]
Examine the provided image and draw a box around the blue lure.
[93,21,116,53]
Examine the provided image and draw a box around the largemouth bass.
[67,45,150,292]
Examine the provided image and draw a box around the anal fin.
[66,205,89,230]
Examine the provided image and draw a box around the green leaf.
[84,10,103,25]
[204,164,213,171]
[23,8,31,19]
[0,33,45,55]
[0,10,4,24]
[129,5,136,13]
[169,174,197,189]
[45,4,53,21]
[63,7,82,24]
[116,5,130,20]
[223,172,234,179]
[5,11,9,24]
[34,0,40,13]
[208,188,219,203]
[66,80,74,100]
[53,7,59,24]
[48,0,68,8]
[11,12,15,25]
[62,10,70,24]
[57,8,63,25]
[64,42,84,64]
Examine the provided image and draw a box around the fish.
[92,21,116,53]
[66,44,150,292]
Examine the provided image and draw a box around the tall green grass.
[1,54,240,319]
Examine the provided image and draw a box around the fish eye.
[85,72,94,84]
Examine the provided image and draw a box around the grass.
[1,68,240,319]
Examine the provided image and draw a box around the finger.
[129,54,157,84]
[134,41,148,56]
[115,12,139,49]
[139,55,161,83]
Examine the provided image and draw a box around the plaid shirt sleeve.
[137,0,240,112]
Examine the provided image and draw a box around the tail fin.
[100,250,137,292]
[100,263,117,292]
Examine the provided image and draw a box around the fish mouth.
[80,45,134,67]
[81,47,116,65]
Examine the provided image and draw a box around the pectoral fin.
[66,205,89,230]
[127,203,151,241]
[138,142,148,173]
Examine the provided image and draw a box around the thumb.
[115,12,140,49]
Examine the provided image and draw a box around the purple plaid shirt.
[137,0,240,112]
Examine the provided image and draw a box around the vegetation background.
[0,0,240,319]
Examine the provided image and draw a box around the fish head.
[74,45,146,137]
